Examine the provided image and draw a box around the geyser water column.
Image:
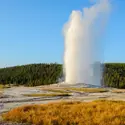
[63,0,111,85]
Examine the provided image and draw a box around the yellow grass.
[23,93,71,97]
[112,89,125,93]
[0,84,11,89]
[0,85,4,96]
[2,100,125,125]
[0,91,3,96]
[0,84,4,89]
[64,87,108,93]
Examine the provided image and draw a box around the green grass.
[42,89,68,93]
[64,87,108,93]
[23,93,71,97]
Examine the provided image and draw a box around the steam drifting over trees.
[0,63,125,88]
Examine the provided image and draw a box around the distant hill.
[0,63,125,88]
[0,63,62,86]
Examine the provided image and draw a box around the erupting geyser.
[63,0,111,86]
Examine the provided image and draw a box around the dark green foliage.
[0,63,125,88]
[103,63,125,88]
[0,63,62,86]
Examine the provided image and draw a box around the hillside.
[0,63,62,86]
[0,63,125,88]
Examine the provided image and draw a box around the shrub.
[3,100,125,125]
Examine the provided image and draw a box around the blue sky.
[0,0,125,68]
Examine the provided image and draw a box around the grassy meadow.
[111,89,125,93]
[0,84,11,89]
[23,93,71,97]
[2,100,125,125]
[41,89,68,93]
[64,87,108,93]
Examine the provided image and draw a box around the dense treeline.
[0,63,125,88]
[0,63,62,86]
[103,63,125,88]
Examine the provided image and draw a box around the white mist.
[63,0,111,86]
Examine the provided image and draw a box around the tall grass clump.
[23,93,71,97]
[2,100,125,125]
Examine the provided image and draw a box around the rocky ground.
[1,84,125,124]
[1,84,125,114]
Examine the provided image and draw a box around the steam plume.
[63,0,111,85]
